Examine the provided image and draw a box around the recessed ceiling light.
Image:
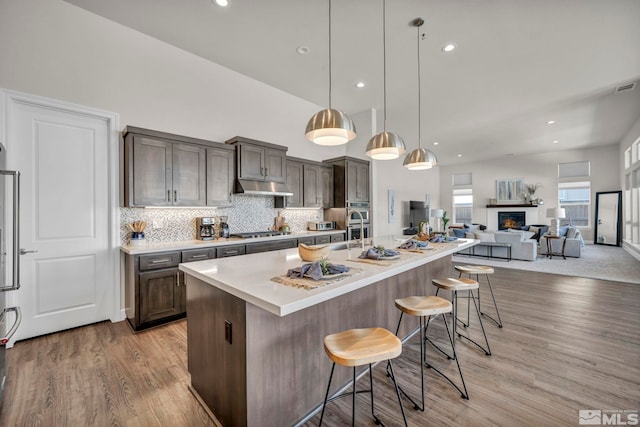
[296,46,310,55]
[213,0,229,6]
[355,82,365,88]
[547,120,556,125]
[457,154,462,158]
[553,140,559,144]
[433,142,439,145]
[441,43,457,53]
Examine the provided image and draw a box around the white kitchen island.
[180,237,476,427]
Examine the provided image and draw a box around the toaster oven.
[307,221,334,231]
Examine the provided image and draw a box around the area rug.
[452,244,640,284]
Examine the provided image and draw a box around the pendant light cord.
[416,21,422,149]
[382,0,387,131]
[328,0,332,109]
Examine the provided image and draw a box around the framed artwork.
[388,190,396,224]
[496,178,524,203]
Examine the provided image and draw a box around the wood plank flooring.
[1,267,639,426]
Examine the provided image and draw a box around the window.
[558,181,590,227]
[453,188,473,224]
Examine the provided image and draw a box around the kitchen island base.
[186,256,451,427]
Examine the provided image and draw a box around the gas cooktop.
[230,231,292,239]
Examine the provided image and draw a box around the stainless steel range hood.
[234,179,293,196]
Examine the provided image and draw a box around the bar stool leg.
[456,289,492,356]
[319,363,336,426]
[483,274,503,328]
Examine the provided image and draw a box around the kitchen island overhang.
[180,237,477,427]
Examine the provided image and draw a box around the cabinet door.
[303,164,322,207]
[172,143,206,206]
[264,148,286,183]
[207,147,234,206]
[285,161,303,207]
[245,239,296,254]
[131,136,172,206]
[330,233,345,242]
[355,162,369,201]
[297,236,315,246]
[315,235,331,245]
[347,161,369,202]
[139,269,184,323]
[216,244,246,258]
[238,144,265,180]
[320,166,334,208]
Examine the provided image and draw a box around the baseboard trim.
[188,384,223,427]
[623,241,640,261]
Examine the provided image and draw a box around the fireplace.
[498,211,525,230]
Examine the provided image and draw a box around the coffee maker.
[218,216,230,238]
[196,217,215,240]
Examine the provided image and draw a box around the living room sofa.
[456,229,538,261]
[539,226,583,258]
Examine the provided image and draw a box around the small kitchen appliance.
[218,216,230,238]
[307,221,334,231]
[196,217,216,240]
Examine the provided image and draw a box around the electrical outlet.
[152,219,164,229]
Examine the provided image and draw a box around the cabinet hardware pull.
[167,190,171,202]
[151,259,171,264]
[264,167,268,176]
[176,271,180,286]
[174,190,177,202]
[227,250,238,255]
[192,254,207,259]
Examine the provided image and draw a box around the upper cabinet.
[225,136,287,183]
[123,126,233,207]
[206,146,234,206]
[323,156,370,206]
[276,158,333,208]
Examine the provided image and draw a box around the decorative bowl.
[298,243,329,262]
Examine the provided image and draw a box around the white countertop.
[120,229,346,255]
[179,236,477,317]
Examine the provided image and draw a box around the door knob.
[19,248,38,255]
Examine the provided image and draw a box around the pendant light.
[305,0,357,146]
[365,0,406,160]
[403,18,438,170]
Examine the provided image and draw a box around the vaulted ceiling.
[64,0,640,165]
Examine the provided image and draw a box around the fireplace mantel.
[486,204,540,208]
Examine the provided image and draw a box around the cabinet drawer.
[330,233,345,243]
[297,236,315,246]
[315,235,331,245]
[182,248,216,263]
[216,244,246,258]
[245,239,296,255]
[139,252,180,271]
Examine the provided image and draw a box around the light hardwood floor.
[1,267,639,426]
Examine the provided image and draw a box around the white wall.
[439,145,620,242]
[0,0,345,161]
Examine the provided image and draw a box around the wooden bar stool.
[455,265,503,328]
[431,278,492,356]
[319,327,408,427]
[388,296,469,410]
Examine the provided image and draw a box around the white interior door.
[4,92,118,341]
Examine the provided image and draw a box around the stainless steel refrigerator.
[0,144,22,407]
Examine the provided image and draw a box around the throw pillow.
[566,227,577,238]
[559,225,569,237]
[476,232,496,243]
[522,231,536,240]
[465,231,478,239]
[464,223,480,230]
[453,228,467,238]
[529,225,540,239]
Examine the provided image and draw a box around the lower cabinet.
[139,268,185,324]
[245,239,296,254]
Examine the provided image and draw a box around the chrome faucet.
[347,209,365,251]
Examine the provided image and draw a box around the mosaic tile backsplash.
[120,194,324,244]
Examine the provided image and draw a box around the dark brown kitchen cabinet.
[206,146,234,206]
[245,239,297,254]
[123,127,214,207]
[216,244,246,258]
[225,136,287,183]
[323,156,370,207]
[297,236,315,246]
[125,251,185,331]
[314,234,331,245]
[282,160,304,207]
[330,233,345,243]
[320,166,334,208]
[303,164,322,208]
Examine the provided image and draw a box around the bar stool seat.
[432,278,492,356]
[390,296,469,409]
[455,265,503,328]
[319,327,407,426]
